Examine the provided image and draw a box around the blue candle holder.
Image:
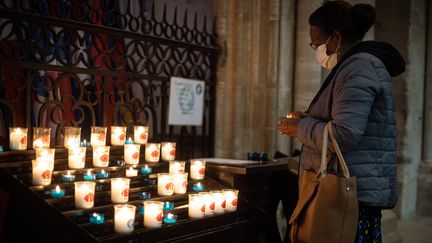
[138,206,145,215]
[62,173,76,183]
[96,170,109,179]
[163,201,174,211]
[0,146,4,152]
[89,213,105,224]
[192,182,204,192]
[83,171,96,181]
[139,192,151,200]
[140,166,153,175]
[163,213,177,224]
[80,139,90,147]
[50,186,65,199]
[125,138,134,144]
[259,152,268,161]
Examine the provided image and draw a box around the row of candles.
[109,188,239,234]
[8,126,150,150]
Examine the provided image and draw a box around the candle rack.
[0,147,271,242]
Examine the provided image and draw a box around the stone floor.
[397,216,432,243]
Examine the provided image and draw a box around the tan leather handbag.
[289,121,358,243]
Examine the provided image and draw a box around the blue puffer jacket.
[297,41,405,208]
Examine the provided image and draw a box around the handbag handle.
[319,121,351,179]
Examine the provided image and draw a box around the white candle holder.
[64,127,81,148]
[143,201,164,228]
[124,144,140,165]
[157,173,173,196]
[172,172,188,194]
[222,189,239,212]
[111,178,130,203]
[145,143,160,162]
[134,126,149,144]
[114,204,136,234]
[74,181,96,209]
[90,126,107,147]
[93,146,110,167]
[32,127,51,149]
[125,167,138,177]
[9,127,28,151]
[199,192,215,216]
[169,160,185,174]
[31,159,53,186]
[190,160,206,180]
[210,190,226,214]
[111,126,127,146]
[35,148,55,165]
[68,146,86,169]
[161,142,176,161]
[188,194,205,219]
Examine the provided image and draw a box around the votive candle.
[125,167,138,177]
[143,201,164,228]
[190,160,206,180]
[145,143,160,162]
[90,126,107,147]
[93,146,110,167]
[64,127,81,148]
[199,192,215,216]
[223,189,239,212]
[62,170,76,182]
[169,161,185,174]
[111,126,126,146]
[134,126,149,144]
[211,190,226,214]
[50,185,65,199]
[74,181,96,209]
[32,159,53,186]
[114,204,136,234]
[188,194,205,219]
[172,172,188,194]
[111,178,130,203]
[124,144,140,165]
[68,146,86,169]
[9,127,28,151]
[157,173,173,196]
[32,127,51,149]
[161,142,176,161]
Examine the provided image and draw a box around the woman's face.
[309,25,339,55]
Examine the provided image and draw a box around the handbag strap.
[319,121,351,179]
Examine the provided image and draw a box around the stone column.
[423,0,432,164]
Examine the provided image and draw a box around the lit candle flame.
[67,171,71,176]
[55,185,60,192]
[87,170,92,175]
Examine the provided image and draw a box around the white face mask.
[315,34,339,69]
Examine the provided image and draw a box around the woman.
[278,1,405,242]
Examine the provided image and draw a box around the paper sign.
[168,77,205,126]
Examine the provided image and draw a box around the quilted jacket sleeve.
[297,56,381,152]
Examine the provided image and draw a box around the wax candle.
[169,161,185,174]
[111,126,126,146]
[211,190,226,214]
[223,189,239,212]
[0,146,3,152]
[64,127,81,148]
[172,172,188,194]
[68,146,86,169]
[125,167,138,177]
[125,137,134,144]
[93,146,110,167]
[134,126,149,144]
[32,159,53,186]
[90,126,107,147]
[139,192,151,200]
[163,213,177,224]
[163,201,174,211]
[124,144,140,165]
[192,182,204,192]
[143,201,164,228]
[199,192,215,216]
[114,204,136,234]
[188,194,205,219]
[140,165,152,175]
[157,173,173,196]
[83,170,96,181]
[62,171,76,182]
[111,178,130,203]
[145,143,160,162]
[190,160,206,180]
[89,212,105,224]
[74,181,96,209]
[35,148,55,165]
[97,169,109,179]
[50,185,65,198]
[33,127,51,149]
[9,127,28,151]
[161,142,176,161]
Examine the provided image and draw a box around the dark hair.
[309,1,376,42]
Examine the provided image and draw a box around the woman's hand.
[277,111,307,137]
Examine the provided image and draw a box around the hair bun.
[351,4,376,36]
